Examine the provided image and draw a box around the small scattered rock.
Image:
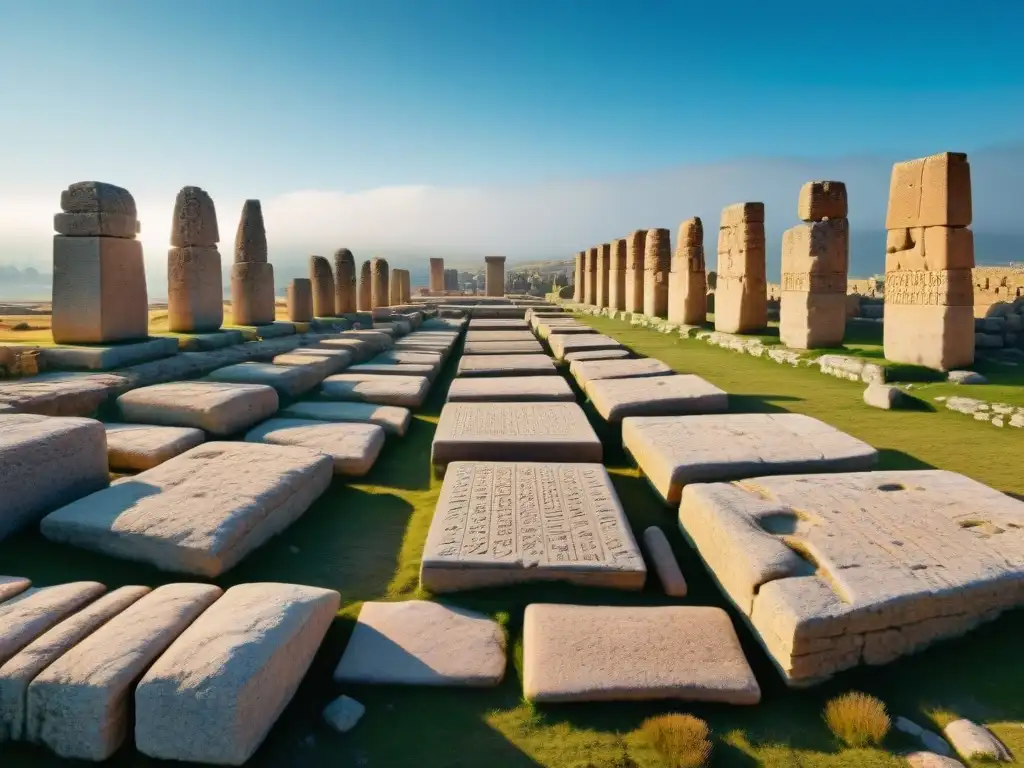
[948,370,988,385]
[992,416,1004,427]
[943,719,1011,762]
[863,382,903,410]
[323,695,365,733]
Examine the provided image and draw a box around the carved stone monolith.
[715,203,767,333]
[668,218,706,325]
[167,186,223,333]
[309,255,335,317]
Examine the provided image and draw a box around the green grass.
[2,316,1024,767]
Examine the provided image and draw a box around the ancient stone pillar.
[371,257,389,308]
[573,251,584,302]
[287,278,313,322]
[230,199,275,326]
[883,152,974,370]
[358,260,372,311]
[444,268,457,291]
[780,183,848,349]
[643,229,671,318]
[429,258,444,292]
[334,248,356,314]
[389,268,403,306]
[167,186,223,333]
[584,248,598,305]
[309,255,335,317]
[596,243,611,308]
[668,218,707,325]
[624,230,647,314]
[715,203,767,333]
[485,256,506,297]
[52,181,149,343]
[606,239,627,312]
[400,269,412,303]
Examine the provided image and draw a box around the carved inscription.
[781,273,847,293]
[448,403,578,438]
[885,269,972,306]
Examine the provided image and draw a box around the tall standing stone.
[596,243,611,308]
[485,256,506,297]
[309,255,335,317]
[371,258,389,309]
[444,269,459,291]
[883,152,974,370]
[429,258,445,292]
[287,278,313,322]
[608,239,627,312]
[52,181,148,344]
[167,186,223,333]
[230,200,275,326]
[668,218,707,325]
[585,248,598,305]
[400,269,412,303]
[358,260,372,311]
[643,229,671,318]
[715,203,767,333]
[624,230,646,314]
[389,269,403,306]
[573,251,584,303]
[334,249,356,314]
[780,183,848,348]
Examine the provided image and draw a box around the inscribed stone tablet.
[456,354,557,378]
[421,462,643,592]
[446,376,575,403]
[431,404,601,472]
[587,375,728,422]
[623,413,878,504]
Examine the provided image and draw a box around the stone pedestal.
[309,255,335,317]
[334,249,356,314]
[668,218,706,325]
[287,278,313,322]
[715,203,767,333]
[485,256,506,297]
[167,186,222,333]
[399,269,411,303]
[429,258,444,292]
[643,229,670,318]
[389,269,403,305]
[230,262,275,326]
[624,230,646,314]
[573,251,584,302]
[608,239,627,312]
[596,243,611,308]
[371,258,389,309]
[358,261,372,311]
[584,248,597,305]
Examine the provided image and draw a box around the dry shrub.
[639,713,712,768]
[824,691,891,747]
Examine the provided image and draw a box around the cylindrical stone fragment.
[234,200,268,264]
[170,186,219,248]
[624,230,646,313]
[309,255,335,317]
[334,249,357,314]
[400,269,412,303]
[607,240,627,311]
[371,257,389,309]
[573,251,584,303]
[642,526,687,597]
[287,278,314,323]
[485,256,506,297]
[584,248,597,305]
[596,244,611,308]
[230,262,275,326]
[168,246,224,332]
[798,180,848,223]
[643,228,671,318]
[358,260,372,311]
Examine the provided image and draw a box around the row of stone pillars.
[287,255,412,323]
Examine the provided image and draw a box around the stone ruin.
[389,269,403,306]
[779,182,849,349]
[287,278,313,322]
[573,251,584,302]
[582,249,594,304]
[595,243,611,308]
[333,249,357,314]
[399,269,412,304]
[52,181,148,344]
[668,218,706,325]
[358,260,372,311]
[608,239,627,311]
[429,258,444,292]
[715,202,767,333]
[624,230,646,314]
[230,200,275,326]
[643,228,670,318]
[167,186,223,333]
[309,255,335,318]
[883,152,975,370]
[485,256,506,297]
[443,268,459,291]
[370,257,389,309]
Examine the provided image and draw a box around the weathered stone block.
[624,230,646,313]
[233,199,267,263]
[168,246,224,332]
[886,152,972,229]
[883,303,975,371]
[104,423,205,471]
[245,418,384,476]
[548,332,622,360]
[170,186,219,248]
[0,582,107,667]
[643,228,671,318]
[798,180,848,222]
[117,381,279,436]
[60,181,136,217]
[280,399,410,435]
[643,527,687,596]
[230,261,275,327]
[53,211,137,238]
[668,217,706,325]
[456,353,557,378]
[720,201,765,226]
[309,255,335,317]
[570,357,673,391]
[334,249,357,314]
[447,375,575,402]
[206,361,324,398]
[587,374,728,422]
[321,372,429,408]
[287,278,314,323]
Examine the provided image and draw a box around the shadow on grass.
[875,449,936,471]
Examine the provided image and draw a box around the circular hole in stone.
[877,483,905,492]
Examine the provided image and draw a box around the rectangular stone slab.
[0,414,108,541]
[463,340,544,355]
[38,337,179,372]
[26,583,222,760]
[549,333,623,360]
[135,583,340,765]
[0,578,30,605]
[456,354,557,378]
[321,373,430,408]
[314,338,376,362]
[40,442,333,576]
[279,400,411,436]
[570,358,674,390]
[104,423,205,471]
[522,604,760,704]
[117,381,279,436]
[0,582,107,667]
[432,404,601,473]
[245,418,385,476]
[347,362,439,381]
[170,330,244,352]
[446,376,575,403]
[467,319,529,330]
[271,352,341,379]
[465,331,538,342]
[373,350,444,366]
[623,413,879,504]
[588,374,728,422]
[422,462,644,591]
[563,348,632,362]
[281,346,354,372]
[678,469,1024,686]
[206,362,324,398]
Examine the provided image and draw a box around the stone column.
[52,181,148,343]
[334,248,357,314]
[584,248,598,305]
[371,257,389,308]
[167,186,223,333]
[883,152,974,370]
[358,260,372,311]
[643,229,671,318]
[389,268,403,306]
[230,199,275,326]
[624,230,647,314]
[445,269,459,291]
[287,278,313,322]
[573,251,584,303]
[714,203,767,333]
[596,243,611,308]
[608,239,627,311]
[429,258,444,292]
[780,183,848,349]
[668,218,706,325]
[309,255,335,317]
[400,269,412,303]
[485,256,506,297]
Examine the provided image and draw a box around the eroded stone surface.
[563,348,631,362]
[0,582,107,667]
[456,354,557,378]
[463,340,544,355]
[642,527,687,597]
[588,375,728,422]
[245,418,385,476]
[0,578,30,605]
[348,362,438,381]
[549,333,623,360]
[104,423,205,471]
[322,372,429,408]
[943,719,1011,762]
[447,376,575,403]
[716,202,767,334]
[272,352,342,379]
[570,357,673,390]
[465,331,537,342]
[118,381,279,436]
[279,400,410,436]
[206,361,324,398]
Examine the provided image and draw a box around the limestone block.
[625,230,647,313]
[230,261,276,326]
[309,255,335,318]
[456,354,557,378]
[431,405,602,472]
[905,752,965,768]
[0,582,107,667]
[883,303,975,371]
[323,695,364,733]
[885,226,974,272]
[245,418,385,476]
[642,526,687,596]
[233,199,268,263]
[389,270,402,306]
[715,207,767,334]
[464,340,544,355]
[40,442,333,576]
[548,333,622,360]
[0,586,149,742]
[798,181,848,222]
[522,604,759,703]
[168,246,224,332]
[358,260,372,311]
[447,376,575,403]
[370,257,389,309]
[780,292,847,349]
[348,362,437,381]
[60,181,136,217]
[429,257,445,291]
[334,601,506,686]
[317,337,375,362]
[485,255,506,297]
[595,243,611,307]
[721,202,765,226]
[0,414,108,541]
[26,583,222,760]
[570,357,673,390]
[118,381,278,435]
[863,382,903,409]
[279,400,410,436]
[466,330,537,342]
[373,350,444,368]
[321,372,429,408]
[135,583,340,765]
[53,211,137,238]
[0,578,30,605]
[668,218,706,325]
[334,249,357,314]
[206,361,324,398]
[104,423,205,471]
[273,351,345,378]
[587,374,728,422]
[52,235,149,344]
[622,413,877,505]
[287,278,314,323]
[943,719,1011,762]
[563,348,631,362]
[170,186,218,247]
[468,318,529,330]
[886,152,971,229]
[643,228,671,318]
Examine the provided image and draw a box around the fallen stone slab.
[40,442,332,576]
[432,404,601,473]
[334,600,506,686]
[315,337,376,362]
[0,372,128,417]
[1,414,109,541]
[0,577,30,605]
[321,373,430,408]
[348,362,439,381]
[279,400,411,436]
[271,352,342,379]
[678,469,1024,686]
[206,361,324,398]
[37,337,179,372]
[422,461,641,591]
[522,604,760,704]
[342,329,395,349]
[0,585,150,742]
[373,350,444,366]
[467,319,529,330]
[456,353,557,378]
[463,340,545,355]
[392,338,455,358]
[588,375,728,422]
[549,333,623,360]
[563,348,632,362]
[622,413,878,505]
[0,582,107,667]
[135,582,340,765]
[282,346,354,373]
[117,381,279,436]
[570,357,674,390]
[26,583,222,760]
[104,423,205,471]
[465,331,538,342]
[643,527,687,597]
[446,376,575,403]
[245,418,385,476]
[943,719,1011,762]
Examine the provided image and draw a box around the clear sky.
[1,0,1022,283]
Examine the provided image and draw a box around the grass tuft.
[824,692,891,747]
[638,713,712,768]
